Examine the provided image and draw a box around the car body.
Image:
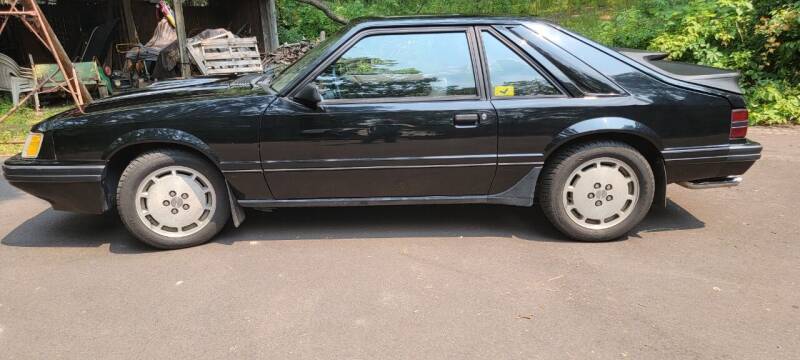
[3,16,762,248]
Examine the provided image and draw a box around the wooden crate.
[187,36,262,75]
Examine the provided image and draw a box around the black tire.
[116,149,230,249]
[538,140,655,241]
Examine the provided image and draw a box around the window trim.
[287,26,486,105]
[476,26,568,100]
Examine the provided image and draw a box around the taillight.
[730,109,749,139]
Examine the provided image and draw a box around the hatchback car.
[3,17,762,248]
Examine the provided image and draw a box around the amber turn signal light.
[21,133,43,159]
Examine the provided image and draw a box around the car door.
[475,27,570,194]
[260,27,498,199]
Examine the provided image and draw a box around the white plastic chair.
[0,53,39,107]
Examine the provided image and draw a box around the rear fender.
[546,117,666,209]
[545,117,662,158]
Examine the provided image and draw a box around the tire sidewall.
[547,144,655,241]
[117,151,230,249]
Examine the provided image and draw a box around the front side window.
[314,32,478,100]
[481,31,561,97]
[270,31,344,93]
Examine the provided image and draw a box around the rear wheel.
[539,141,654,241]
[116,150,230,249]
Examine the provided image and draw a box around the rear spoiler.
[616,48,743,95]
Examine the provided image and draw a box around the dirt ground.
[0,127,798,359]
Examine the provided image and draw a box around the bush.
[747,80,800,125]
[597,0,676,49]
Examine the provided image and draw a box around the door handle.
[454,113,480,128]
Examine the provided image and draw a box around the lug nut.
[169,191,177,197]
[594,183,601,189]
[588,193,595,199]
[606,195,613,201]
[171,208,179,214]
[181,193,189,199]
[183,204,190,210]
[163,200,170,206]
[605,184,613,190]
[595,200,603,207]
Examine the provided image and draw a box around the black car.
[3,17,762,249]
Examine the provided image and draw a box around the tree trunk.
[260,0,279,52]
[295,0,348,25]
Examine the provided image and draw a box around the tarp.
[126,18,177,62]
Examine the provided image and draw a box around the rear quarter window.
[481,31,561,97]
[509,24,625,96]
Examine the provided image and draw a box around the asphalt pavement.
[0,127,798,359]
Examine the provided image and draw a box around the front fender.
[102,128,247,226]
[545,117,662,157]
[103,128,218,164]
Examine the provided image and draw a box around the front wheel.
[116,150,230,249]
[538,141,655,241]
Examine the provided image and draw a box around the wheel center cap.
[171,197,183,208]
[595,189,608,199]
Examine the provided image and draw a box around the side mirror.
[293,83,322,109]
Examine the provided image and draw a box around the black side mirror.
[294,83,322,109]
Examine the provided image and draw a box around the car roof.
[346,15,545,30]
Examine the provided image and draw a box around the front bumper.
[662,140,762,184]
[3,155,109,214]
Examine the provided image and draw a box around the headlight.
[21,132,44,159]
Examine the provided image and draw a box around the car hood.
[83,77,262,113]
[35,76,274,132]
[46,76,266,118]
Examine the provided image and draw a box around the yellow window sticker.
[494,85,515,97]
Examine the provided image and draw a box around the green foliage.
[593,0,676,49]
[649,0,755,68]
[747,80,800,125]
[277,0,637,42]
[753,2,800,81]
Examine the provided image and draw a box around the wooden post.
[121,0,139,43]
[173,0,191,78]
[259,0,279,53]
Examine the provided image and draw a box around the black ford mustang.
[3,17,762,249]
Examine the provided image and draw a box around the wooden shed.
[0,0,278,75]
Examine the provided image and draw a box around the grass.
[0,97,72,155]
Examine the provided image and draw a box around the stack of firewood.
[262,41,314,72]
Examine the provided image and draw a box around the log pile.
[262,41,314,72]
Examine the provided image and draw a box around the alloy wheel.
[561,157,640,230]
[134,166,216,238]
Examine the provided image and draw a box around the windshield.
[270,32,344,93]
